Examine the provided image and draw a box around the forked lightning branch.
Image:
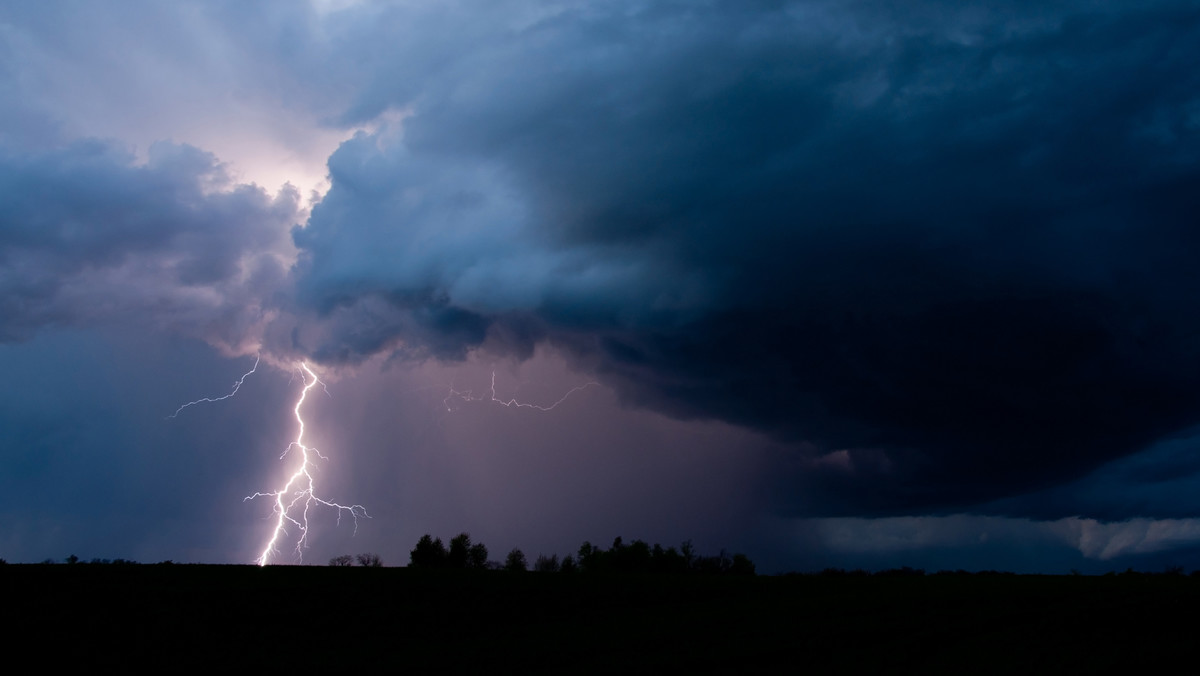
[244,362,369,566]
[170,358,367,565]
[172,357,597,565]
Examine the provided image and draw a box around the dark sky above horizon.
[3,0,1200,572]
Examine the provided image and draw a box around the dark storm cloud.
[287,0,1200,516]
[979,429,1200,521]
[0,140,300,350]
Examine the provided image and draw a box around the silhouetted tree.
[357,552,383,567]
[410,534,448,568]
[571,537,755,576]
[610,539,652,572]
[680,540,696,570]
[329,554,354,567]
[534,554,560,572]
[448,533,473,568]
[560,555,577,573]
[468,542,489,570]
[650,545,687,574]
[694,551,731,575]
[504,548,527,572]
[65,554,79,565]
[578,541,601,572]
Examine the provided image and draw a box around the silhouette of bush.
[534,554,559,572]
[329,554,354,567]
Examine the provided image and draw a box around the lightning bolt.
[245,362,368,566]
[167,355,260,419]
[445,370,598,412]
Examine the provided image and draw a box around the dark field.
[6,565,1196,672]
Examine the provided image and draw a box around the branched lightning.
[167,355,260,419]
[444,370,598,412]
[171,358,579,566]
[245,362,368,566]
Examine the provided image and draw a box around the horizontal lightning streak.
[167,355,260,419]
[445,371,599,412]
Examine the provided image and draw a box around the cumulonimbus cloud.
[280,1,1200,515]
[6,0,1200,520]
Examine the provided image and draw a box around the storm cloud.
[282,0,1200,514]
[0,139,299,351]
[5,1,1200,568]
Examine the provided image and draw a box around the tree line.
[391,533,756,575]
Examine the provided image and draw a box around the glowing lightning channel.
[167,356,260,419]
[445,370,599,412]
[245,362,368,566]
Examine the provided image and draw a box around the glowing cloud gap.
[167,355,260,419]
[444,371,599,412]
[245,362,368,566]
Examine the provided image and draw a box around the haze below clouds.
[2,0,1200,571]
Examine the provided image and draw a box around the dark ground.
[4,565,1195,672]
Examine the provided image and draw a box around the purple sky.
[3,0,1200,572]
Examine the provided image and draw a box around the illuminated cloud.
[0,140,300,352]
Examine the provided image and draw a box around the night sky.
[3,0,1200,573]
